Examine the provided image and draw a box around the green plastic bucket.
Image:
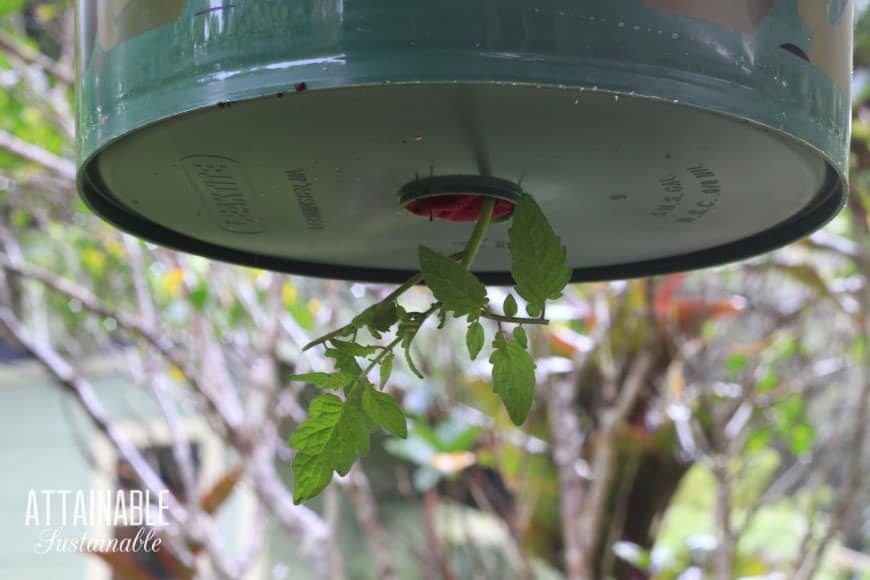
[76,0,853,283]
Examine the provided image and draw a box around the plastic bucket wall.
[76,0,853,283]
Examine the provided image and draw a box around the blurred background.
[1,1,870,579]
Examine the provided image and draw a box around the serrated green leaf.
[325,348,363,376]
[503,294,518,318]
[291,372,357,390]
[513,326,528,348]
[380,354,394,387]
[291,395,370,503]
[418,246,488,317]
[508,194,571,312]
[330,340,378,357]
[353,300,399,335]
[398,319,422,347]
[404,344,423,379]
[489,334,537,425]
[362,387,408,438]
[396,317,424,379]
[466,321,485,360]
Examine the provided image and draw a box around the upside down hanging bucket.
[76,0,853,283]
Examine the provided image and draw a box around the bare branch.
[237,500,267,578]
[342,465,397,580]
[324,484,347,580]
[609,352,654,426]
[804,231,861,259]
[579,351,653,569]
[0,251,245,436]
[0,30,75,84]
[0,306,240,579]
[0,247,341,578]
[0,129,75,181]
[713,458,735,580]
[546,369,588,580]
[794,367,870,579]
[244,424,336,579]
[2,51,75,139]
[124,237,199,509]
[545,286,628,579]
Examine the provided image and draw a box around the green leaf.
[757,369,778,393]
[466,321,485,360]
[0,0,26,17]
[787,423,815,455]
[526,303,542,318]
[418,246,488,317]
[489,333,537,425]
[396,317,424,378]
[291,372,357,390]
[291,395,370,503]
[353,301,399,336]
[503,294,518,318]
[329,340,378,357]
[746,428,772,452]
[189,284,210,311]
[325,348,363,376]
[404,344,423,379]
[777,395,804,429]
[508,194,571,312]
[362,387,408,438]
[513,326,528,348]
[397,319,420,347]
[725,352,750,375]
[380,354,394,388]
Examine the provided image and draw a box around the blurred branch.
[805,231,861,259]
[0,30,75,84]
[237,500,266,578]
[579,351,653,570]
[0,304,239,579]
[56,7,76,82]
[600,446,641,578]
[323,485,346,580]
[713,457,735,580]
[0,129,75,181]
[543,285,633,578]
[467,469,532,579]
[793,373,869,580]
[342,465,397,580]
[125,237,199,512]
[243,414,336,578]
[0,169,74,197]
[0,250,245,436]
[423,489,455,580]
[3,52,75,139]
[790,182,870,579]
[0,247,340,579]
